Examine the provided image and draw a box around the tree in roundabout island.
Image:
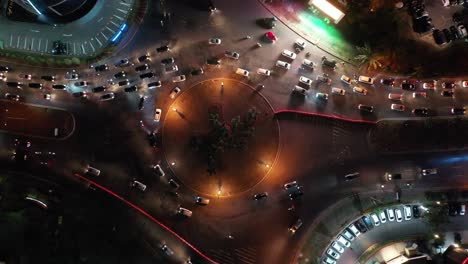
[190,105,258,175]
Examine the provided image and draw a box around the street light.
[436,201,441,205]
[172,107,177,112]
[434,234,439,238]
[171,161,176,166]
[453,243,460,248]
[380,184,385,189]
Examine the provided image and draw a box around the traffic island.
[0,101,75,139]
[162,79,279,197]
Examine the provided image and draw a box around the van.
[54,128,59,137]
[235,68,249,77]
[86,166,101,176]
[404,205,412,220]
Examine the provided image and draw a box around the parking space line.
[9,35,12,47]
[38,39,41,51]
[31,38,34,50]
[120,1,130,6]
[73,42,76,54]
[95,36,102,47]
[23,37,27,49]
[117,8,128,14]
[110,20,119,27]
[89,41,95,52]
[100,32,108,40]
[16,36,20,49]
[81,44,86,54]
[105,26,116,34]
[45,39,48,52]
[113,14,124,21]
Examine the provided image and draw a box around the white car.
[332,87,345,95]
[236,68,250,77]
[276,60,291,70]
[299,76,312,86]
[458,24,467,37]
[353,87,368,95]
[386,208,395,221]
[148,81,162,89]
[336,235,350,247]
[341,230,355,241]
[347,224,360,237]
[225,51,240,59]
[164,65,178,74]
[20,74,32,80]
[257,68,271,76]
[208,38,221,45]
[172,75,186,82]
[395,208,403,222]
[423,81,436,90]
[370,213,380,226]
[391,103,405,112]
[331,242,344,253]
[323,257,336,264]
[302,59,316,68]
[404,205,412,220]
[154,108,162,121]
[413,92,427,98]
[132,180,147,191]
[282,49,296,60]
[326,248,340,260]
[358,75,374,84]
[153,164,165,176]
[422,168,437,176]
[379,211,387,223]
[340,75,352,85]
[292,86,307,96]
[295,38,307,49]
[65,71,79,80]
[462,81,468,88]
[315,92,328,101]
[388,93,402,101]
[169,87,181,99]
[178,207,193,217]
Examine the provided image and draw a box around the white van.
[404,205,412,220]
[235,68,249,77]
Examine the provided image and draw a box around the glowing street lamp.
[171,161,176,166]
[434,234,439,238]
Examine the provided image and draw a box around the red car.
[265,31,277,43]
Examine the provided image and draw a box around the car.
[412,108,429,116]
[391,104,405,112]
[443,28,453,42]
[169,87,181,99]
[299,76,312,86]
[331,242,344,254]
[154,108,162,121]
[100,93,115,101]
[6,81,22,88]
[93,64,109,72]
[168,179,180,189]
[195,196,210,205]
[164,65,179,73]
[191,68,204,76]
[265,31,278,43]
[156,45,170,53]
[386,173,402,181]
[225,51,240,59]
[386,208,395,221]
[441,89,454,97]
[423,81,436,90]
[332,87,345,95]
[0,73,6,81]
[395,208,403,222]
[114,71,127,79]
[388,93,402,100]
[358,75,374,84]
[295,38,306,49]
[458,24,467,37]
[138,96,146,110]
[344,172,360,181]
[178,207,192,217]
[40,75,55,82]
[380,78,395,87]
[401,81,416,91]
[52,84,67,90]
[276,60,291,70]
[152,164,165,177]
[208,38,221,45]
[161,57,175,65]
[137,54,151,62]
[235,68,249,77]
[289,189,304,200]
[370,213,380,226]
[442,81,456,89]
[448,202,459,216]
[107,79,116,86]
[148,81,162,89]
[292,86,307,96]
[171,75,185,82]
[326,248,340,260]
[19,74,32,80]
[341,230,355,241]
[316,75,331,84]
[257,68,271,76]
[284,181,298,190]
[86,166,100,176]
[124,85,138,93]
[422,168,437,176]
[412,205,421,219]
[0,65,10,72]
[281,49,296,59]
[289,219,302,234]
[65,71,79,80]
[118,79,130,86]
[358,104,374,113]
[450,25,461,40]
[4,93,20,101]
[321,57,337,69]
[253,192,268,200]
[28,83,43,89]
[379,211,387,223]
[262,16,277,29]
[302,59,316,68]
[340,75,352,85]
[91,86,106,93]
[354,219,368,233]
[462,81,468,88]
[75,81,88,87]
[115,58,131,67]
[347,224,360,237]
[315,93,328,101]
[353,87,368,95]
[140,72,155,79]
[451,107,466,115]
[336,235,350,248]
[161,244,174,256]
[404,205,412,220]
[72,91,87,98]
[323,257,337,264]
[413,92,427,98]
[135,64,149,72]
[207,57,221,65]
[132,180,147,191]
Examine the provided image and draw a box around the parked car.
[404,205,412,220]
[135,64,149,72]
[347,224,360,237]
[168,179,180,189]
[391,104,405,112]
[225,51,240,59]
[276,60,291,70]
[299,76,312,86]
[100,93,115,101]
[208,38,222,45]
[321,56,337,69]
[114,71,127,79]
[358,104,374,113]
[253,192,268,200]
[379,211,387,223]
[331,242,344,254]
[442,81,456,89]
[257,68,271,76]
[292,86,307,96]
[401,81,416,90]
[413,92,427,98]
[75,81,88,87]
[28,83,43,89]
[341,230,355,241]
[336,235,350,247]
[161,57,175,65]
[358,75,374,84]
[124,85,138,93]
[161,244,174,256]
[289,219,303,234]
[164,65,179,74]
[340,75,352,85]
[154,108,162,121]
[353,87,368,95]
[282,49,296,59]
[315,92,328,101]
[422,81,436,90]
[302,59,316,69]
[332,87,345,95]
[172,75,186,82]
[52,84,67,90]
[451,107,466,115]
[0,65,11,72]
[115,58,131,67]
[344,172,360,181]
[235,68,249,77]
[295,38,306,49]
[140,72,154,79]
[156,45,170,53]
[93,64,109,72]
[441,89,454,97]
[132,180,147,191]
[386,208,395,221]
[178,207,192,217]
[148,81,162,89]
[388,93,402,101]
[169,87,181,99]
[261,16,277,29]
[72,91,87,98]
[206,57,221,65]
[422,168,437,176]
[195,196,210,205]
[118,79,130,87]
[19,74,32,80]
[191,68,204,76]
[265,31,278,43]
[91,86,106,93]
[137,54,151,62]
[380,78,395,87]
[462,81,468,88]
[138,96,146,110]
[41,75,55,82]
[412,108,429,116]
[413,205,421,218]
[4,93,20,101]
[65,71,79,80]
[395,208,403,222]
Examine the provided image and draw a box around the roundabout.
[162,78,280,197]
